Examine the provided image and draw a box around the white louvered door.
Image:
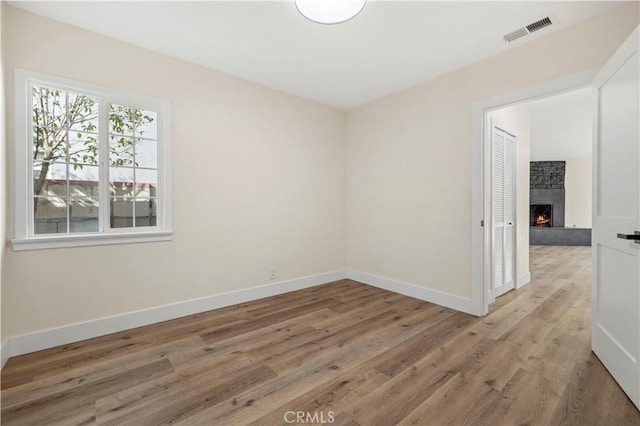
[492,123,516,298]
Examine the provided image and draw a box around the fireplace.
[531,204,553,227]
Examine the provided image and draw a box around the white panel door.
[493,124,516,298]
[592,26,640,409]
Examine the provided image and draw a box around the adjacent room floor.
[2,246,638,425]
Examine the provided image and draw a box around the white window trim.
[12,69,173,251]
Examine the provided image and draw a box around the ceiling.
[10,1,619,110]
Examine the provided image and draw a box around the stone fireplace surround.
[530,161,565,227]
[529,161,591,246]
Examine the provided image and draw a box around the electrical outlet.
[270,267,277,280]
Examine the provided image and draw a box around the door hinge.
[481,220,485,227]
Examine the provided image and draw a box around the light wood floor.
[2,246,639,425]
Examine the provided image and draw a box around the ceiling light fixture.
[295,0,366,25]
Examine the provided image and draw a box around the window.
[13,70,172,250]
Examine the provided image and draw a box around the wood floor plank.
[2,358,174,426]
[99,363,277,426]
[170,309,335,369]
[328,287,409,314]
[396,372,500,426]
[264,309,408,373]
[243,281,368,319]
[551,355,640,426]
[343,331,496,425]
[95,351,261,424]
[469,298,541,341]
[199,297,341,344]
[247,367,388,426]
[476,368,565,426]
[530,288,581,322]
[1,335,204,409]
[369,310,470,378]
[310,292,407,332]
[461,315,555,391]
[525,292,592,385]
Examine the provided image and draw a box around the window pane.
[33,126,68,164]
[135,110,157,140]
[135,198,156,227]
[136,168,157,185]
[109,104,137,136]
[34,197,67,234]
[135,182,157,198]
[33,126,56,162]
[32,87,68,177]
[69,93,99,132]
[135,139,157,169]
[110,197,133,229]
[135,169,157,198]
[110,167,134,197]
[32,86,66,130]
[70,197,99,233]
[109,135,135,166]
[33,162,67,197]
[32,126,46,162]
[69,165,99,198]
[69,131,99,166]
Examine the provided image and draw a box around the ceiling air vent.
[526,17,552,33]
[503,16,553,43]
[503,28,529,43]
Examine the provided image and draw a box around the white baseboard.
[1,339,9,369]
[517,271,531,289]
[7,269,348,359]
[347,270,477,315]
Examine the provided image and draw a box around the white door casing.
[592,26,640,409]
[474,71,596,316]
[492,122,517,298]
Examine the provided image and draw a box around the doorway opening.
[484,86,593,309]
[471,71,597,317]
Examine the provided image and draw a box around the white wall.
[2,6,347,338]
[346,3,638,299]
[565,159,592,228]
[530,88,592,161]
[487,105,531,288]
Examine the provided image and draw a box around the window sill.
[11,231,173,251]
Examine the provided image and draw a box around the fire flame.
[535,215,550,227]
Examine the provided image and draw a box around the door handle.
[617,231,640,244]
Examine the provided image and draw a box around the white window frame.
[12,69,172,251]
